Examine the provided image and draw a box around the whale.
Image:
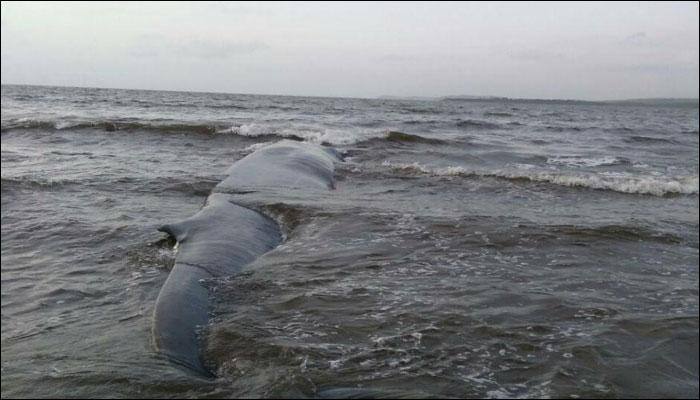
[216,140,340,192]
[152,140,339,376]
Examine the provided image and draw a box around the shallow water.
[1,85,698,398]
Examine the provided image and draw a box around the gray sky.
[1,1,698,99]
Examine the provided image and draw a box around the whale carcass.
[152,141,339,375]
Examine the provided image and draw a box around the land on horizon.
[2,83,698,105]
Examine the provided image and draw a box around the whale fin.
[158,220,192,242]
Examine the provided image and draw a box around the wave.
[162,178,219,197]
[454,119,502,130]
[381,161,469,177]
[207,104,250,110]
[1,119,222,134]
[552,224,682,244]
[605,127,695,139]
[2,118,452,147]
[0,118,343,145]
[1,119,352,144]
[483,112,514,117]
[1,176,78,190]
[543,125,585,132]
[624,135,678,145]
[1,119,57,131]
[1,117,450,147]
[381,161,699,196]
[261,203,307,239]
[219,123,307,141]
[242,141,275,153]
[218,123,359,145]
[532,126,681,136]
[402,119,442,125]
[222,125,449,146]
[1,118,372,145]
[384,131,445,144]
[398,106,444,115]
[546,156,629,167]
[353,131,446,147]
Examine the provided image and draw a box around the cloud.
[623,31,654,46]
[175,39,268,59]
[199,1,273,16]
[624,63,670,74]
[129,35,268,59]
[376,54,420,62]
[509,49,565,62]
[618,62,697,75]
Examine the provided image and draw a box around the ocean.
[1,84,698,398]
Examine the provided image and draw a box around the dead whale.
[152,141,339,376]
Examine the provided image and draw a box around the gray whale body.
[216,140,340,192]
[152,141,339,375]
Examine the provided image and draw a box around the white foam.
[242,141,273,153]
[54,121,80,130]
[381,161,699,196]
[381,161,467,176]
[216,123,269,136]
[517,172,698,196]
[546,155,623,167]
[219,123,371,145]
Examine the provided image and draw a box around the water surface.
[2,85,698,398]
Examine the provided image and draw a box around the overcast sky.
[1,1,698,99]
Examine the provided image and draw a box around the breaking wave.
[1,119,365,145]
[215,123,356,144]
[223,126,449,146]
[1,119,222,134]
[381,161,699,196]
[546,156,630,167]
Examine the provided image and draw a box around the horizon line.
[2,82,698,103]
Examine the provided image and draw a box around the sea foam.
[382,161,699,196]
